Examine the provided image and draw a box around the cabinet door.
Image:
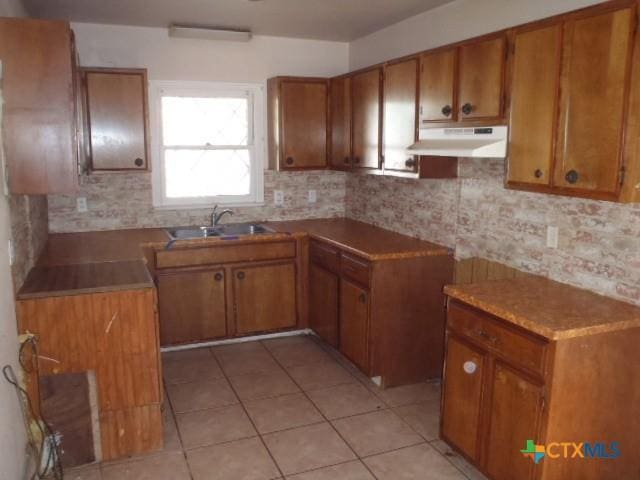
[485,363,543,480]
[329,76,352,169]
[85,70,148,171]
[157,269,227,345]
[420,49,457,123]
[0,18,77,194]
[351,68,382,170]
[458,36,506,120]
[442,335,485,462]
[309,263,339,347]
[233,262,297,335]
[339,279,369,372]
[507,24,562,186]
[553,7,634,196]
[281,80,328,169]
[383,58,419,173]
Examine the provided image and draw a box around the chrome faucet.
[211,205,234,226]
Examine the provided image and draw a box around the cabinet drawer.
[310,240,340,273]
[448,302,547,375]
[156,241,296,269]
[340,253,370,287]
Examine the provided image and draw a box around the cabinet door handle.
[358,293,366,303]
[534,169,543,179]
[441,105,452,117]
[354,157,361,164]
[461,103,473,115]
[565,170,579,184]
[463,361,477,375]
[214,272,223,282]
[405,158,416,168]
[236,271,245,280]
[343,157,350,164]
[285,157,294,166]
[134,157,144,167]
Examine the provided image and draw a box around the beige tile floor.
[65,334,488,480]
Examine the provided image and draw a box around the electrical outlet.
[76,197,88,213]
[546,226,559,249]
[274,190,284,206]
[308,190,317,204]
[7,239,15,266]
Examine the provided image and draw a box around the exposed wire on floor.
[2,335,63,480]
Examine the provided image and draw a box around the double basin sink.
[167,223,272,240]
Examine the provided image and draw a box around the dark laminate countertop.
[444,276,640,340]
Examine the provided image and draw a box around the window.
[151,81,264,207]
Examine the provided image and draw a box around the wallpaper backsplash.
[346,158,640,307]
[48,170,347,232]
[10,195,48,290]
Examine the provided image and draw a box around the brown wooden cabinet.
[507,3,640,202]
[339,279,370,372]
[309,263,339,347]
[157,268,227,345]
[232,262,297,335]
[267,77,328,170]
[83,68,150,171]
[329,76,352,170]
[0,18,79,194]
[351,68,382,171]
[382,58,419,174]
[419,48,457,124]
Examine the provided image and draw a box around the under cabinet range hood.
[407,126,508,158]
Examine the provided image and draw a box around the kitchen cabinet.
[419,48,457,123]
[458,36,506,121]
[267,77,328,170]
[329,76,352,170]
[0,18,79,194]
[232,262,297,335]
[507,3,640,202]
[154,240,298,345]
[157,268,227,345]
[309,263,339,347]
[351,68,382,171]
[339,279,370,372]
[382,58,419,174]
[83,68,149,171]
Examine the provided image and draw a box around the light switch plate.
[76,197,88,213]
[308,190,317,204]
[274,190,284,206]
[546,226,559,249]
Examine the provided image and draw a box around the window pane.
[162,97,249,146]
[164,149,251,198]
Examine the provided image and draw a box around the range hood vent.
[407,126,508,158]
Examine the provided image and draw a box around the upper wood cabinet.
[267,77,328,170]
[83,68,150,171]
[0,18,79,194]
[382,58,419,174]
[329,76,352,170]
[419,49,457,123]
[351,68,382,170]
[458,36,506,121]
[507,3,640,202]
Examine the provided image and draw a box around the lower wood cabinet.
[309,263,339,347]
[233,262,297,335]
[157,268,227,345]
[339,279,369,372]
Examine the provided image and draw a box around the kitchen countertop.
[18,218,451,299]
[444,276,640,340]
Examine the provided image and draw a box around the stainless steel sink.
[167,223,272,240]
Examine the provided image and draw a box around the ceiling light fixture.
[169,24,252,42]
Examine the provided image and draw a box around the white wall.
[349,0,606,69]
[72,22,349,81]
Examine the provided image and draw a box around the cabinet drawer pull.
[134,157,144,167]
[358,293,366,303]
[441,105,452,117]
[285,157,294,166]
[236,271,245,280]
[405,158,416,168]
[475,329,498,344]
[565,170,579,184]
[461,103,473,115]
[343,157,350,164]
[463,361,477,375]
[214,272,223,282]
[534,169,543,179]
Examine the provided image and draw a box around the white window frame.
[150,80,265,208]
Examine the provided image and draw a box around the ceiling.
[23,0,456,42]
